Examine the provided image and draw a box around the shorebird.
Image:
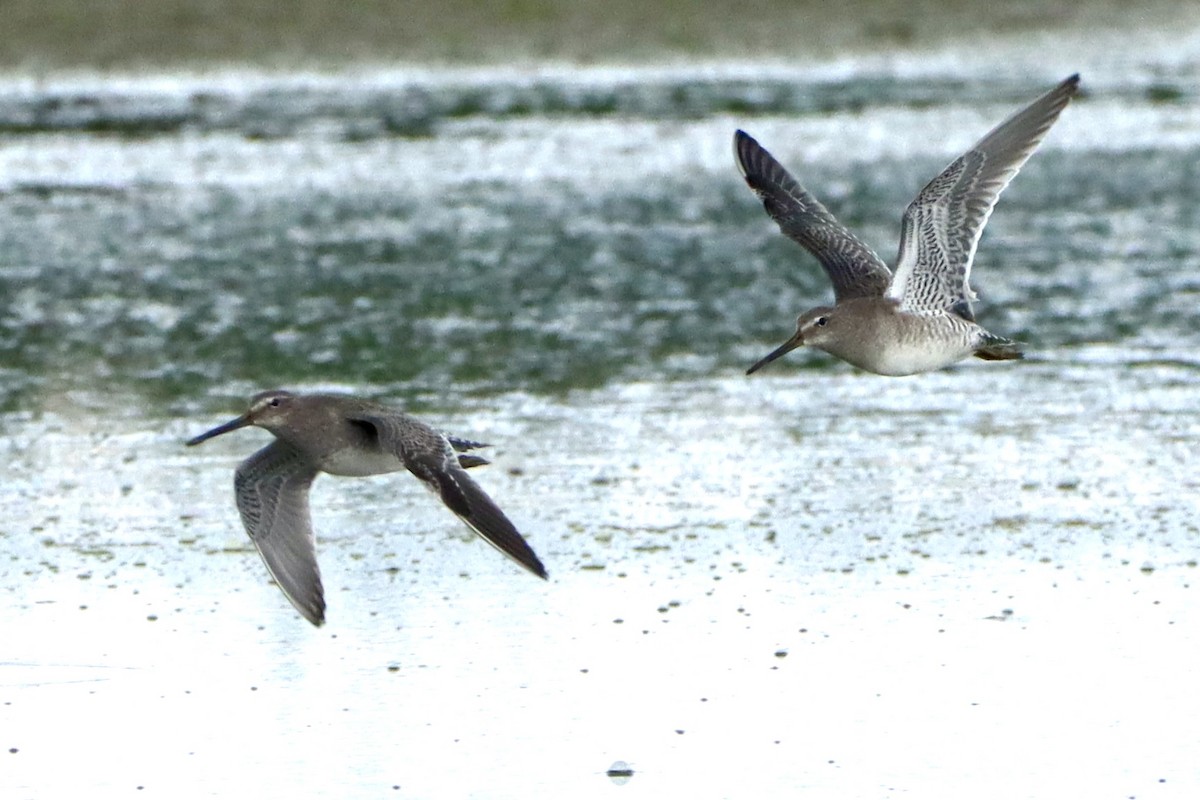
[187,390,547,626]
[739,74,1080,376]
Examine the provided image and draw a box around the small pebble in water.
[606,761,633,785]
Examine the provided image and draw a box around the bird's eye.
[269,397,282,407]
[815,316,828,327]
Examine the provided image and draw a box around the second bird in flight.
[739,74,1081,376]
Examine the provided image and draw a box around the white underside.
[862,341,974,375]
[319,447,407,477]
[828,332,977,376]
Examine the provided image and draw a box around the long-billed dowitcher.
[739,74,1080,376]
[187,390,547,626]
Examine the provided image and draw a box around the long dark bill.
[186,414,252,447]
[745,334,804,375]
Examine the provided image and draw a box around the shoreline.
[1,0,1195,73]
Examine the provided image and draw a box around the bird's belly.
[318,447,405,477]
[866,342,970,376]
[835,317,975,376]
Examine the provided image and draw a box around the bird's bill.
[746,332,804,375]
[186,413,252,446]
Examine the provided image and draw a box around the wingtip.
[283,596,325,627]
[733,129,758,177]
[500,541,548,582]
[733,128,757,154]
[509,546,549,581]
[291,595,326,627]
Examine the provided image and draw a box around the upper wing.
[888,74,1080,317]
[234,441,325,626]
[355,414,547,580]
[735,129,892,302]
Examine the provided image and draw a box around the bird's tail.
[974,334,1024,362]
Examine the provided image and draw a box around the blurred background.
[1,0,1187,69]
[2,3,1198,799]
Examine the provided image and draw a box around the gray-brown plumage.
[187,390,547,626]
[739,74,1080,376]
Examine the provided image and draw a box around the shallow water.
[2,33,1200,800]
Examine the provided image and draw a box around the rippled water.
[2,63,1198,408]
[2,40,1199,800]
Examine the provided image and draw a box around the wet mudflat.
[2,22,1199,800]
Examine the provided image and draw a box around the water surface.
[2,34,1199,800]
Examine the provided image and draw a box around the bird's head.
[186,390,297,446]
[746,306,838,374]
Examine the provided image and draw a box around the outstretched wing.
[234,441,325,626]
[355,414,547,580]
[889,74,1080,318]
[735,129,892,302]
